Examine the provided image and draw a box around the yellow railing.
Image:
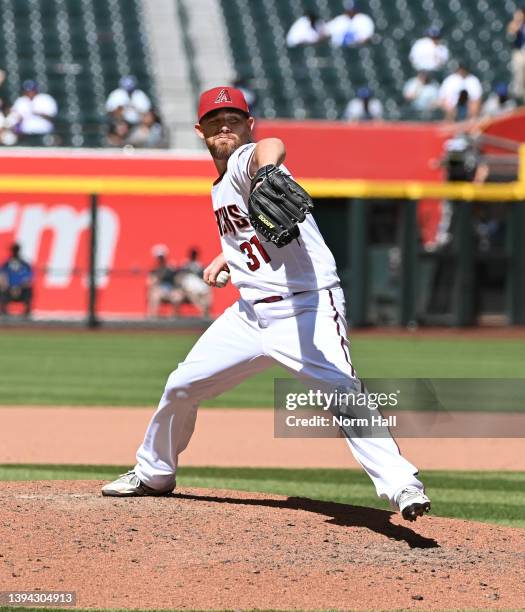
[0,174,524,200]
[0,144,523,199]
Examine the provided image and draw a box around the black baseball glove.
[248,164,314,248]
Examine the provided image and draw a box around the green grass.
[1,465,523,529]
[0,331,524,407]
[0,330,283,406]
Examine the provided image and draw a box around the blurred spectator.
[455,89,471,121]
[233,78,258,115]
[106,75,151,125]
[0,68,6,110]
[442,134,480,182]
[126,109,168,148]
[106,106,130,147]
[7,80,58,138]
[474,205,505,253]
[507,7,525,100]
[0,104,17,146]
[0,243,33,317]
[342,87,383,121]
[481,83,517,119]
[425,134,480,252]
[409,27,449,73]
[0,68,15,144]
[146,244,183,318]
[438,134,505,257]
[177,248,212,318]
[286,11,327,47]
[179,248,205,278]
[403,71,440,116]
[439,64,482,121]
[326,1,374,48]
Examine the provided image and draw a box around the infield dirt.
[1,407,525,470]
[1,481,524,610]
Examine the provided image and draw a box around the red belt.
[253,291,307,305]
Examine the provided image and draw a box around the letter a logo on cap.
[214,88,232,104]
[198,86,249,121]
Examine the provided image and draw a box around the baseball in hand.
[215,269,230,288]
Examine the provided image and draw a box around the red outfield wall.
[0,122,447,318]
[255,120,446,180]
[0,193,229,317]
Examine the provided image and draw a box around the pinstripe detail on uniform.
[328,289,354,376]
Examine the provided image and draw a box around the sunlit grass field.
[0,330,523,406]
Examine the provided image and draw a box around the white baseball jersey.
[132,141,425,512]
[409,37,449,72]
[212,143,340,301]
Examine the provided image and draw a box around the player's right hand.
[203,253,229,286]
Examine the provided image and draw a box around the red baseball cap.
[197,86,249,122]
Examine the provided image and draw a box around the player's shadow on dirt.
[174,492,439,549]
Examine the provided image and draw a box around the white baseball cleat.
[101,470,174,497]
[395,486,431,521]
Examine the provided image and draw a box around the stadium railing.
[0,151,524,328]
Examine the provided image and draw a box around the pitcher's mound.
[2,481,523,610]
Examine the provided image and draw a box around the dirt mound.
[1,481,524,610]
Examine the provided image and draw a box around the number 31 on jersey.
[239,236,271,271]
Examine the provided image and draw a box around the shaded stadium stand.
[0,0,155,146]
[219,0,513,120]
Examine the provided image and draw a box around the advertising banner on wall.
[0,192,237,318]
[0,119,448,318]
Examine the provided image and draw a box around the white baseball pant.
[135,286,423,505]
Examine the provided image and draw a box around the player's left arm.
[248,138,286,180]
[246,139,314,248]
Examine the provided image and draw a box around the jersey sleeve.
[356,14,374,41]
[106,89,125,112]
[35,94,58,117]
[438,77,449,103]
[409,40,419,66]
[227,143,257,192]
[468,77,483,101]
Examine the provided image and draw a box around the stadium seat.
[218,0,514,120]
[0,0,155,147]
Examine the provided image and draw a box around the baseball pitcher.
[102,87,431,521]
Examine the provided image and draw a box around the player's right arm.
[203,252,229,286]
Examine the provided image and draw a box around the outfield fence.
[0,171,523,328]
